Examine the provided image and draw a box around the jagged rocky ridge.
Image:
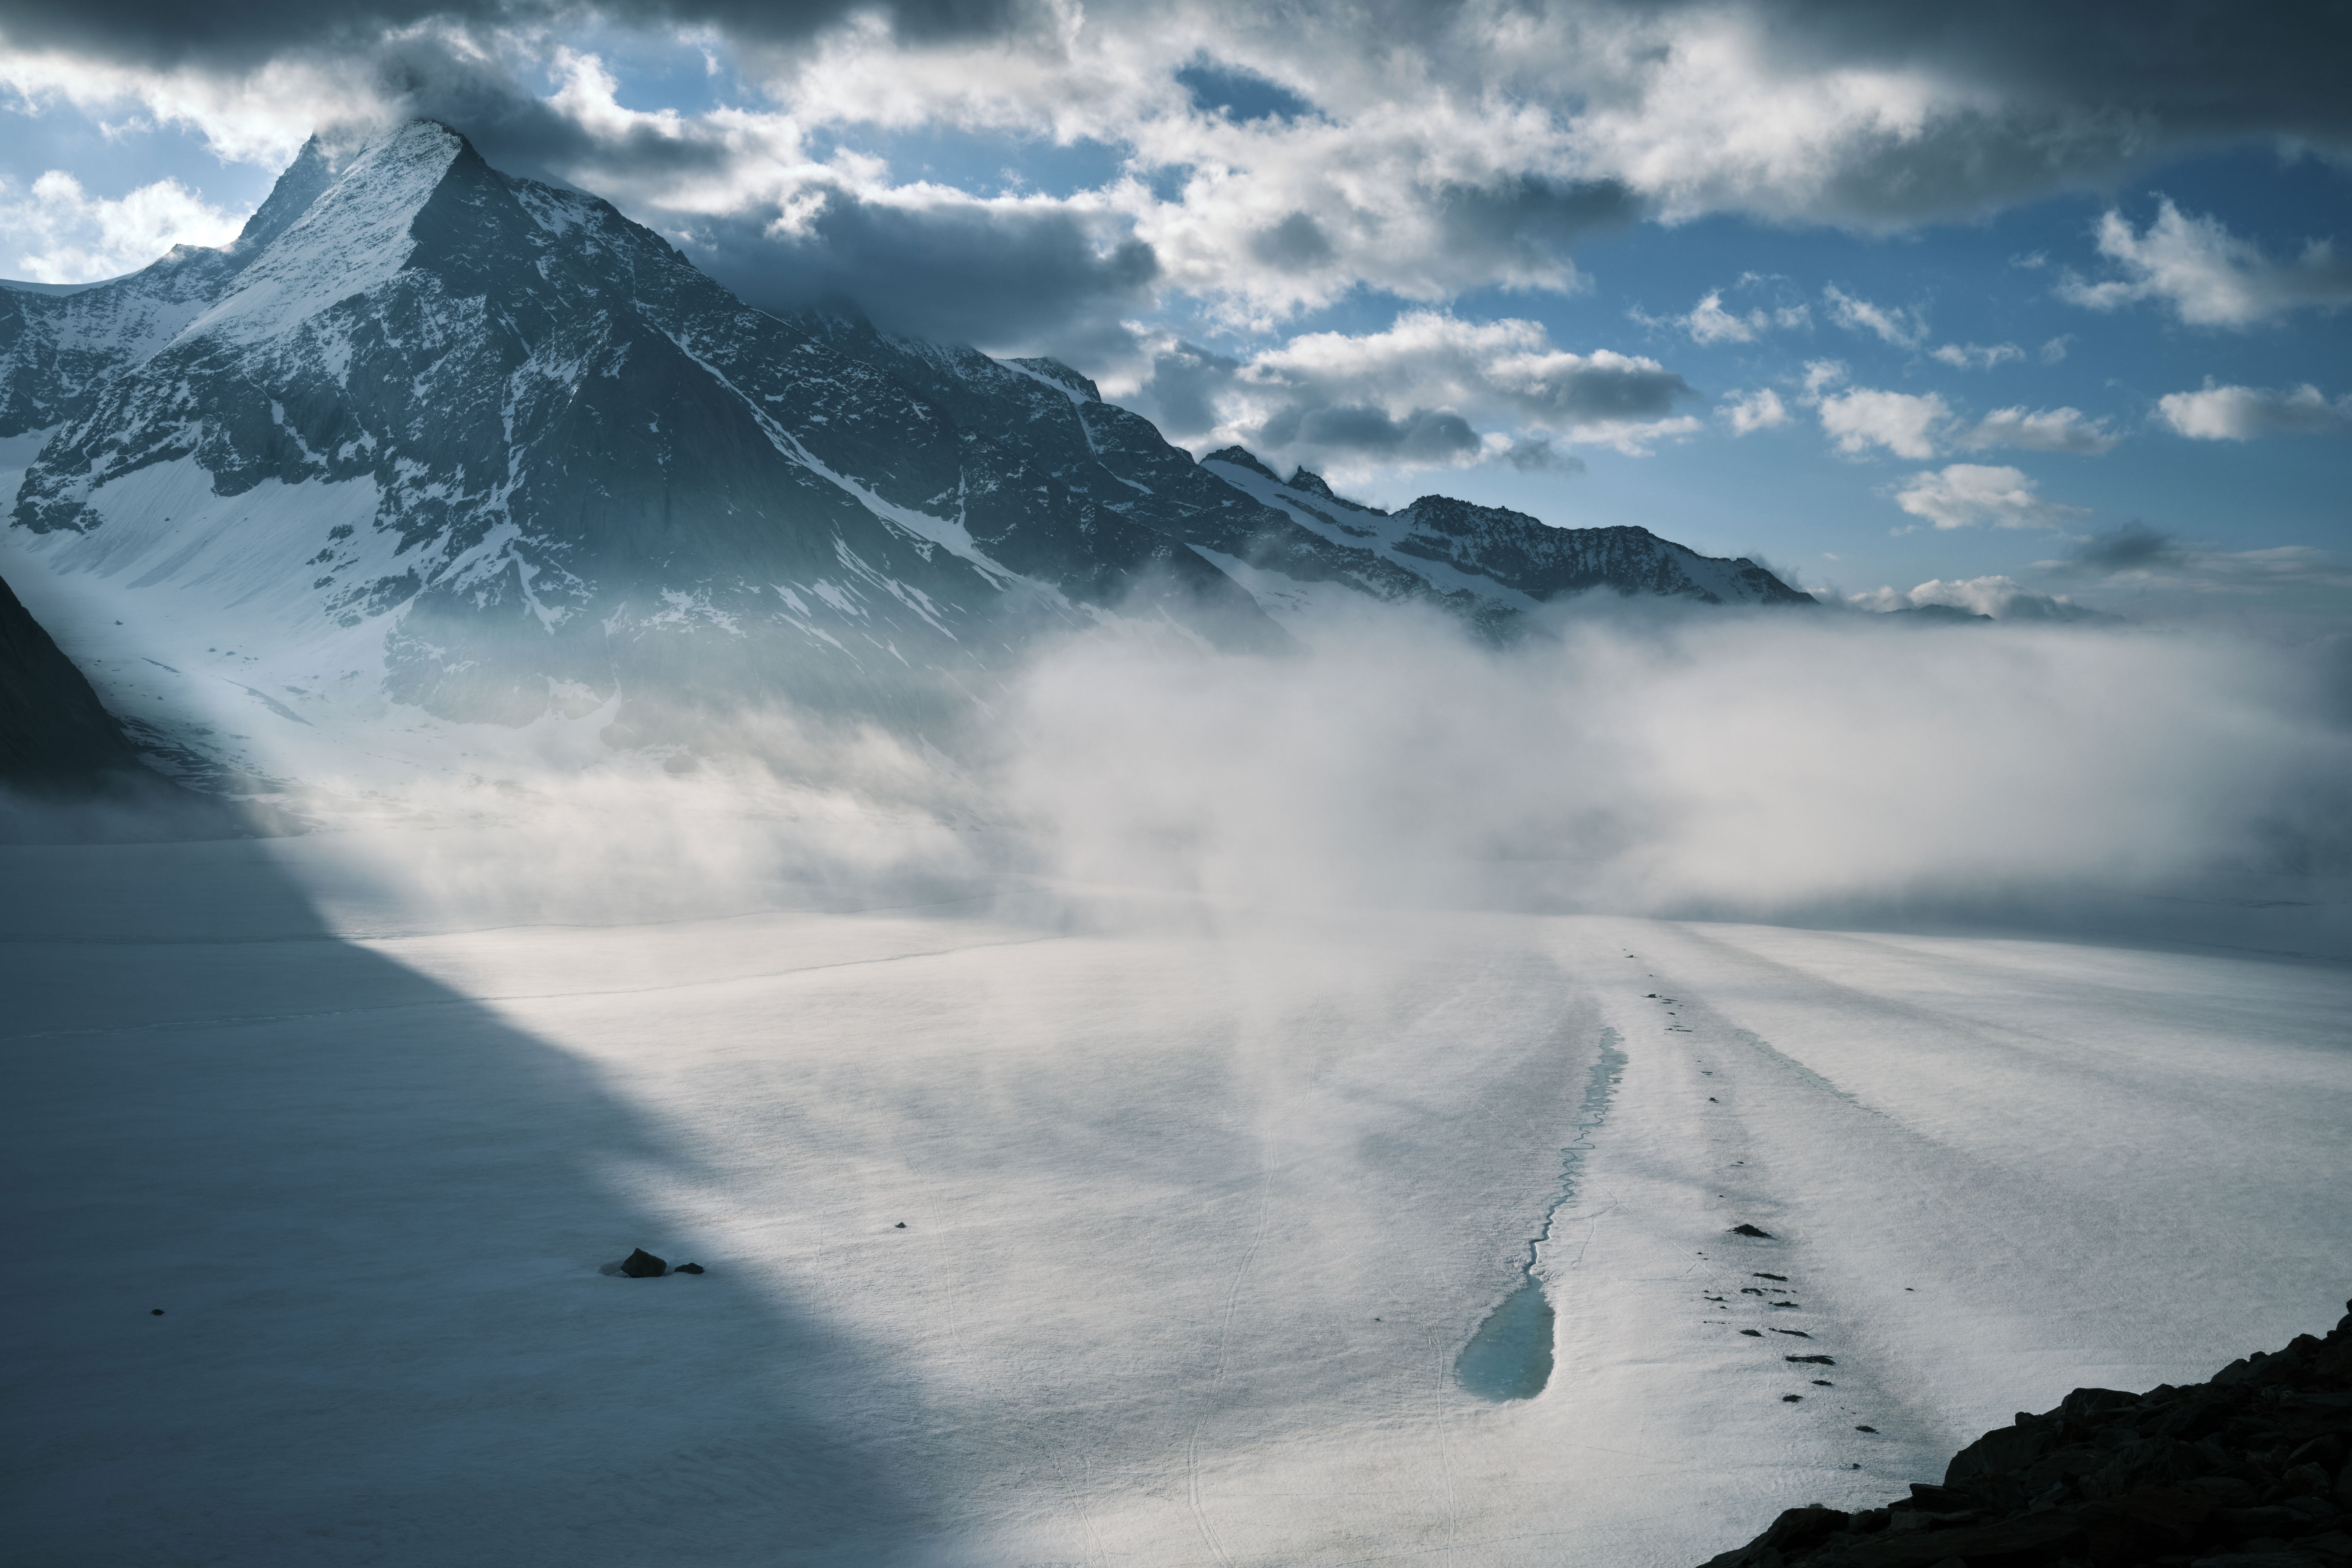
[1203,446,1811,629]
[4,118,1808,751]
[1697,1303,2352,1568]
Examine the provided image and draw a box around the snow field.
[5,835,2347,1566]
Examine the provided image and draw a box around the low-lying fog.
[27,600,2330,940]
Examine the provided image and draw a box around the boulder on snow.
[620,1248,668,1278]
[1729,1223,1774,1238]
[674,1263,705,1274]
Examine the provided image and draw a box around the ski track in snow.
[5,838,2349,1567]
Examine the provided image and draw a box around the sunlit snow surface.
[7,830,2347,1566]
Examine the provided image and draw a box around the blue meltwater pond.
[1455,1028,1626,1401]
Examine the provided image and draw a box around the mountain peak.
[1202,445,1280,480]
[182,120,467,346]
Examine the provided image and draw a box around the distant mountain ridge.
[1,119,1808,774]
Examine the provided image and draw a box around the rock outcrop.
[0,572,149,789]
[1698,1301,2352,1568]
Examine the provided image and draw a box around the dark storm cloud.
[1431,175,1644,271]
[1502,437,1582,473]
[2072,523,2188,573]
[1248,213,1334,273]
[685,187,1159,355]
[369,34,741,188]
[0,0,1038,70]
[1698,0,2352,219]
[1519,357,1693,423]
[1257,404,1482,463]
[1129,340,1243,439]
[1741,0,2352,135]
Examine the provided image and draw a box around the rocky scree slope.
[5,118,1808,754]
[1697,1302,2352,1568]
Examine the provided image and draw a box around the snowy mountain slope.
[0,252,236,437]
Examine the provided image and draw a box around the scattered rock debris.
[1782,1395,1804,1403]
[1730,1224,1774,1238]
[150,1309,163,1316]
[619,1248,668,1278]
[1741,1329,1764,1337]
[1811,1380,1834,1387]
[894,1222,908,1230]
[674,1263,705,1275]
[1696,1299,2352,1568]
[1753,1274,1787,1282]
[1772,1329,1814,1338]
[1785,1355,1836,1366]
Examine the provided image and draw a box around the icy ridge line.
[1695,1300,2352,1568]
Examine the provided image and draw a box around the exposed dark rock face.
[619,1248,667,1278]
[0,572,151,787]
[1696,1300,2352,1568]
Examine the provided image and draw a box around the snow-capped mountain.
[2,119,1808,776]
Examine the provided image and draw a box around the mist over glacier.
[83,596,2339,944]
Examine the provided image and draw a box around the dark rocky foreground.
[0,573,244,838]
[1698,1301,2352,1568]
[0,571,148,787]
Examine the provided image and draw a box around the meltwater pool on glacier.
[1455,1028,1625,1401]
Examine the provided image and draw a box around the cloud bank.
[999,606,2349,916]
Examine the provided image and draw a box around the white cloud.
[1818,386,1948,458]
[1143,310,1702,471]
[1721,386,1789,435]
[0,169,243,282]
[1802,358,1849,397]
[1650,286,1810,345]
[1848,577,2101,621]
[0,45,358,168]
[2058,199,2352,327]
[1891,464,2086,531]
[1823,283,1926,348]
[1962,405,2119,454]
[2038,335,2072,364]
[1929,341,2023,370]
[2156,381,2352,440]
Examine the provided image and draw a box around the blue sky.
[3,2,2346,622]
